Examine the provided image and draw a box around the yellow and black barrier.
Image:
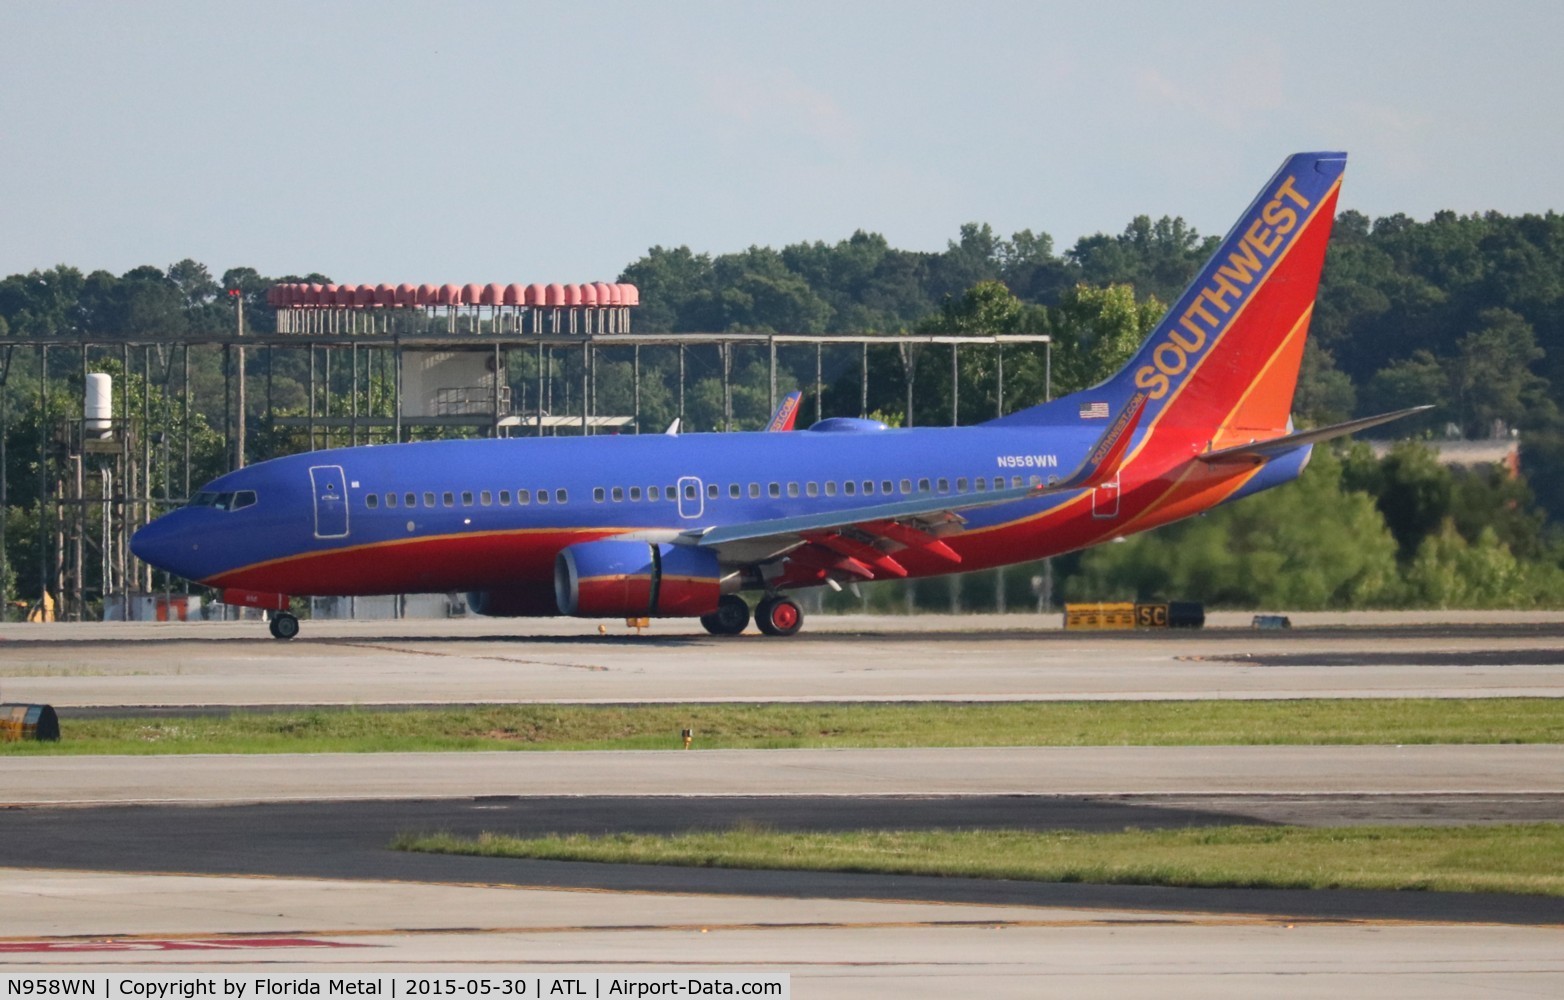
[1064,602,1204,630]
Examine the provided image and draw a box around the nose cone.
[131,513,204,581]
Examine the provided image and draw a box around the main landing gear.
[755,595,804,636]
[698,594,805,637]
[268,611,300,641]
[699,594,750,636]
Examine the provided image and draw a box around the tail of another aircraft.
[992,152,1346,448]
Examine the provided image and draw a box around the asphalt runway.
[3,614,1562,992]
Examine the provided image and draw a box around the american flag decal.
[1080,401,1110,419]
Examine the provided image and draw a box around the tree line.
[1,201,1561,610]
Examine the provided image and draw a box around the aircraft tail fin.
[990,152,1346,448]
[766,391,803,432]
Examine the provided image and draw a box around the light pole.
[1043,335,1052,401]
[1042,334,1053,615]
[230,288,246,469]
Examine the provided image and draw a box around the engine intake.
[554,540,722,618]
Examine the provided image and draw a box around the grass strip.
[393,823,1564,897]
[2,698,1562,755]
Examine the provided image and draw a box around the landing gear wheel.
[755,596,803,637]
[268,611,300,641]
[699,594,750,636]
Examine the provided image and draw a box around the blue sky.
[2,1,1560,284]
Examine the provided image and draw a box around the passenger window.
[517,489,531,504]
[593,488,606,503]
[769,483,781,498]
[443,492,455,507]
[480,491,492,506]
[844,481,856,496]
[683,483,697,500]
[786,482,799,498]
[956,478,967,492]
[537,490,550,505]
[403,493,415,508]
[422,492,434,507]
[612,487,624,502]
[730,483,741,499]
[366,494,379,510]
[555,489,567,503]
[749,483,760,498]
[649,486,660,501]
[499,490,511,506]
[974,478,987,493]
[900,479,912,495]
[665,485,675,499]
[630,486,642,501]
[862,481,874,495]
[824,481,837,497]
[918,478,931,493]
[1030,475,1041,486]
[806,482,818,497]
[937,478,949,493]
[386,493,398,508]
[993,477,1005,491]
[461,491,474,506]
[882,480,894,494]
[707,483,718,499]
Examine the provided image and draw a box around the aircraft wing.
[1196,406,1433,464]
[683,392,1148,578]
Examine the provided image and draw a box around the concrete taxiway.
[3,614,1564,707]
[5,745,1564,806]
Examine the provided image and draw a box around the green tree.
[1046,283,1162,395]
[1365,350,1448,433]
[1068,447,1400,608]
[1341,441,1452,561]
[1453,308,1547,435]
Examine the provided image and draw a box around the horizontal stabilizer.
[1197,406,1434,464]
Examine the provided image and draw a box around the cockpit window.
[186,489,257,512]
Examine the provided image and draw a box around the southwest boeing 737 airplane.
[132,152,1423,639]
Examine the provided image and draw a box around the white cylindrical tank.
[85,373,112,438]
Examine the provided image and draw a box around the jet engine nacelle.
[554,540,722,618]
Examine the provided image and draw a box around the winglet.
[766,391,803,432]
[1052,391,1148,491]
